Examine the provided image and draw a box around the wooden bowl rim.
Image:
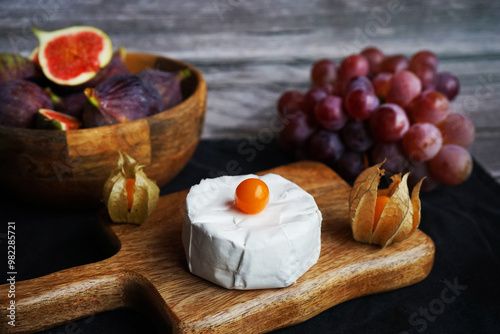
[0,53,206,135]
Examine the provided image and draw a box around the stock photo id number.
[6,222,16,327]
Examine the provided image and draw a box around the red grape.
[408,90,450,124]
[409,50,438,70]
[303,86,329,115]
[277,90,304,116]
[337,54,369,83]
[314,83,335,95]
[333,81,345,97]
[370,103,410,142]
[380,54,409,73]
[438,112,475,147]
[311,59,336,86]
[345,89,380,120]
[343,76,379,120]
[275,47,474,189]
[370,142,408,175]
[341,120,374,152]
[429,144,473,185]
[314,96,347,130]
[361,47,385,75]
[402,123,443,162]
[410,62,437,91]
[385,70,422,107]
[344,76,374,95]
[371,72,392,99]
[435,72,460,100]
[336,150,366,182]
[307,130,345,165]
[277,110,316,153]
[407,162,439,192]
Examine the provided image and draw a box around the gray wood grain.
[1,0,499,181]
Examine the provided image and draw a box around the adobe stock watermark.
[137,0,160,5]
[400,277,467,333]
[44,314,95,334]
[212,0,244,22]
[7,0,77,54]
[51,138,100,182]
[336,0,463,57]
[209,109,288,178]
[453,73,495,117]
[336,0,409,56]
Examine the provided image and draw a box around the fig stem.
[84,88,100,108]
[180,68,191,80]
[45,87,61,105]
[117,46,127,61]
[31,26,45,37]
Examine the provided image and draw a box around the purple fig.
[82,101,117,128]
[83,74,162,128]
[137,68,189,110]
[45,87,86,118]
[0,53,42,84]
[0,79,52,128]
[88,46,130,86]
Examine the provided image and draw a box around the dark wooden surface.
[1,0,499,181]
[0,161,435,334]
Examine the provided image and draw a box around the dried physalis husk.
[349,162,424,248]
[103,152,159,225]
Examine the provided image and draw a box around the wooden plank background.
[1,0,499,182]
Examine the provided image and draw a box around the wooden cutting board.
[0,161,435,334]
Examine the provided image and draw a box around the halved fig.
[32,26,113,86]
[37,108,81,130]
[28,47,40,66]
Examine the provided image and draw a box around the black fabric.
[1,139,499,334]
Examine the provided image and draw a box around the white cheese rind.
[182,173,322,290]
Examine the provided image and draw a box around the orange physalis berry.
[373,195,390,230]
[125,178,135,210]
[235,178,270,214]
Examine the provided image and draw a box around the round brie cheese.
[182,173,322,290]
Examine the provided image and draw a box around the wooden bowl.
[0,53,206,207]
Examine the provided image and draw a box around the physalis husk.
[103,152,159,225]
[349,162,424,248]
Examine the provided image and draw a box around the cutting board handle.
[0,266,171,333]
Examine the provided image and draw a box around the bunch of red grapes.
[276,47,475,191]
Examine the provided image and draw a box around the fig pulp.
[0,53,42,84]
[137,68,189,110]
[45,88,86,119]
[33,26,113,86]
[37,108,81,130]
[0,80,52,128]
[46,47,131,95]
[83,74,162,127]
